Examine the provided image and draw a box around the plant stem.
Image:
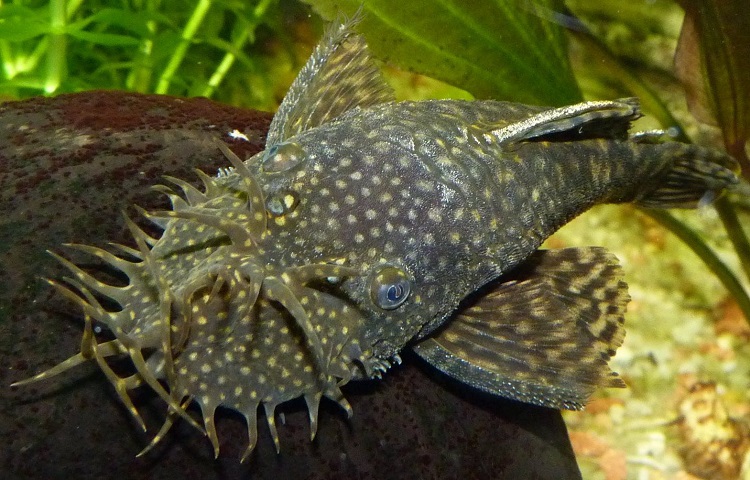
[715,195,750,282]
[126,9,157,93]
[202,0,274,97]
[0,0,15,79]
[23,38,49,75]
[202,29,251,98]
[46,0,67,93]
[643,209,750,325]
[155,0,212,94]
[0,41,15,79]
[65,0,84,17]
[717,137,750,283]
[5,0,82,82]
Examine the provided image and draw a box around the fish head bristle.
[18,151,402,459]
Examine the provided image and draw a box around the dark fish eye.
[261,142,306,173]
[370,266,411,310]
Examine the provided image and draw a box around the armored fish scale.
[13,17,739,460]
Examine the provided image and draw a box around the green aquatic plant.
[0,0,313,110]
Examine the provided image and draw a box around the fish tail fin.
[633,139,739,208]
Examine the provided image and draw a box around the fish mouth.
[13,144,374,461]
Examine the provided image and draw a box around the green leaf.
[0,20,49,41]
[202,37,257,68]
[675,0,750,175]
[302,0,581,105]
[0,6,49,41]
[83,9,171,37]
[66,30,140,47]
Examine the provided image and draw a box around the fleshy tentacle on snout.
[13,144,370,460]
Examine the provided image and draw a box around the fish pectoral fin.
[265,14,395,146]
[412,247,629,410]
[486,98,641,145]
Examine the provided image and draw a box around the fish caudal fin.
[632,139,739,209]
[412,247,628,410]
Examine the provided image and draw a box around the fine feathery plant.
[0,0,748,322]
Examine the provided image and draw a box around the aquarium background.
[1,1,749,479]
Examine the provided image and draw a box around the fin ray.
[487,98,640,145]
[413,247,629,410]
[266,16,394,145]
[634,142,739,208]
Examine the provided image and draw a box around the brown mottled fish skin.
[13,17,739,460]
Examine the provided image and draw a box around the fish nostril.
[261,142,307,173]
[265,191,299,217]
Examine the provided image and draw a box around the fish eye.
[261,142,306,173]
[370,266,412,310]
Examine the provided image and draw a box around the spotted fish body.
[14,18,739,459]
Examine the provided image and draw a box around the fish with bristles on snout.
[12,15,739,461]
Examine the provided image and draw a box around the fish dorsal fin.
[486,98,642,145]
[412,247,629,410]
[265,16,394,146]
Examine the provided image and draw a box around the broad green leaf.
[675,0,750,176]
[302,0,581,106]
